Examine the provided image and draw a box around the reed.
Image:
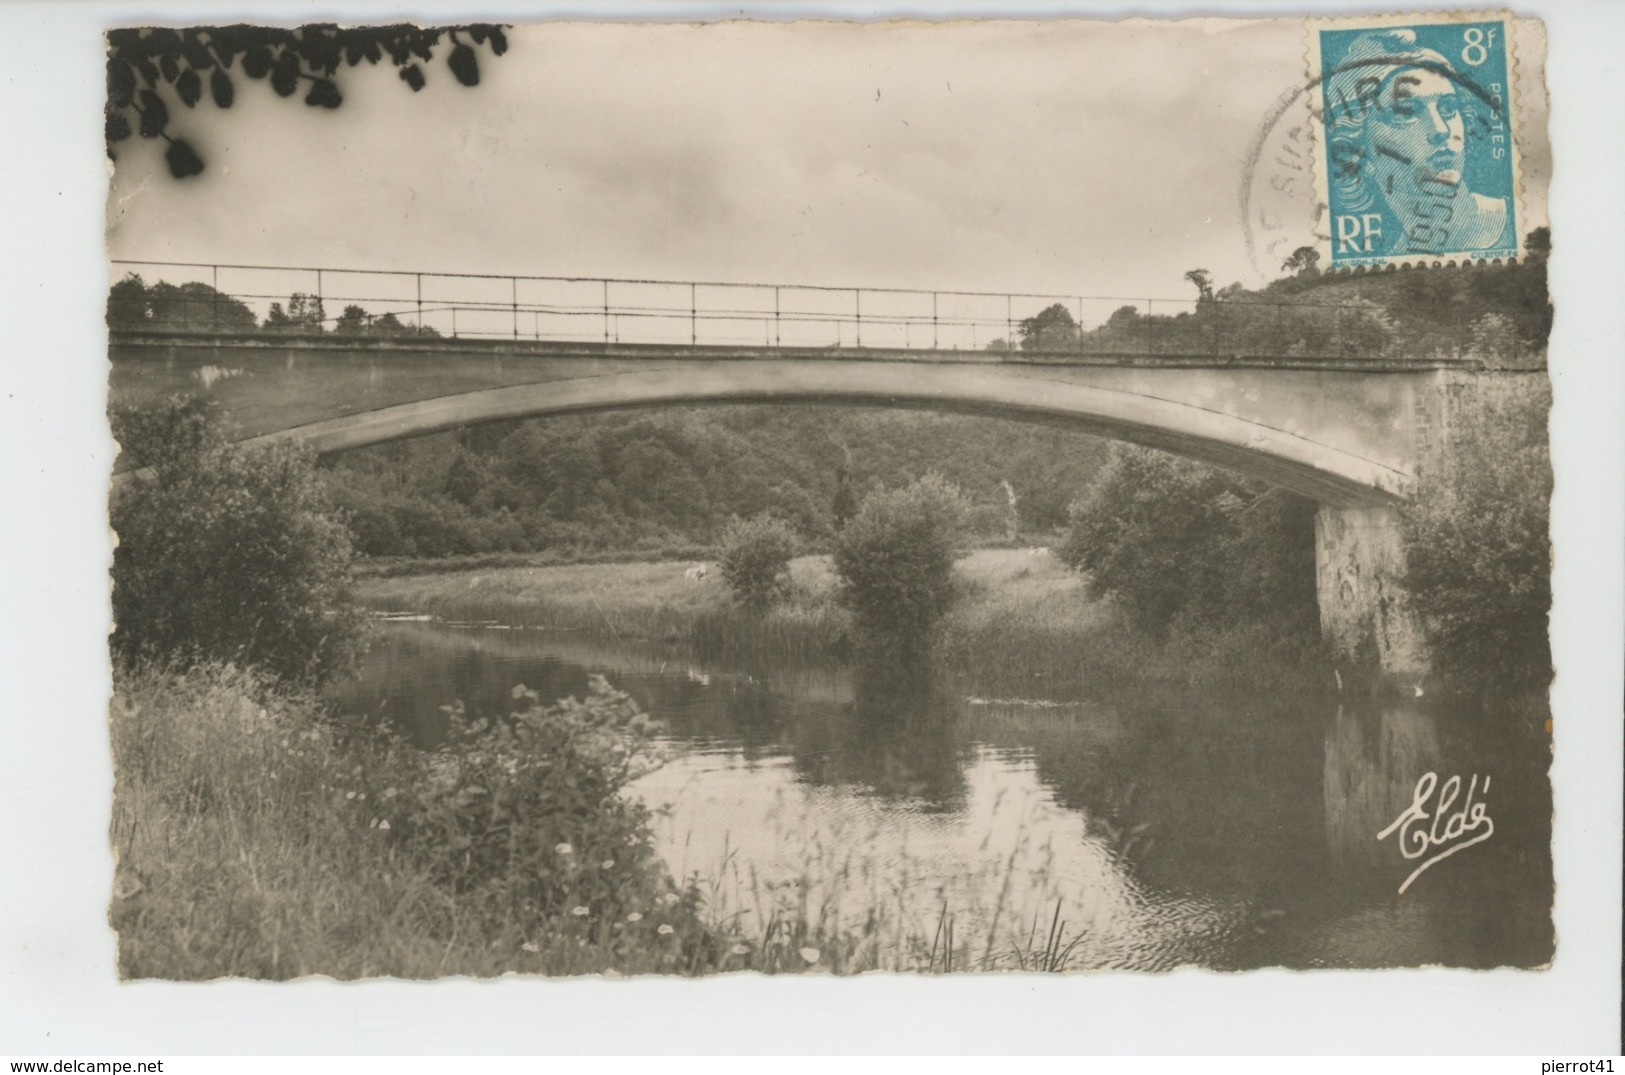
[112,661,1097,978]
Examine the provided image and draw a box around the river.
[326,616,1554,972]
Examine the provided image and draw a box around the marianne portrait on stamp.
[1323,29,1514,258]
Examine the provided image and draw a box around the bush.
[833,474,970,668]
[1400,376,1551,682]
[110,663,725,978]
[717,513,798,609]
[363,676,687,931]
[110,398,365,685]
[1058,444,1319,639]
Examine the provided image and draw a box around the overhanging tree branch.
[106,23,511,178]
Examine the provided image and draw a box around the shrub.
[110,397,365,685]
[833,474,970,668]
[1400,376,1551,682]
[111,663,722,978]
[1057,444,1319,639]
[363,676,687,931]
[717,513,798,609]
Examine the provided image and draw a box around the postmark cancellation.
[1308,12,1523,268]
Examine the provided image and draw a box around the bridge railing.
[106,259,1531,364]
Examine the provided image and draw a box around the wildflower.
[378,819,390,831]
[601,860,615,870]
[730,944,750,957]
[663,892,681,906]
[572,906,590,917]
[626,912,643,923]
[799,947,820,964]
[368,818,378,829]
[657,924,674,935]
[345,791,356,800]
[555,842,573,855]
[521,942,539,954]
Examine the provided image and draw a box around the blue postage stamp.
[1310,15,1521,267]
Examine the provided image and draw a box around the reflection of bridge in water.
[109,260,1540,675]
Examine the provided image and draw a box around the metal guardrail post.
[932,292,938,350]
[855,289,862,347]
[416,274,423,331]
[1146,299,1154,355]
[774,286,781,347]
[1006,294,1013,350]
[512,277,519,340]
[690,283,696,346]
[603,279,610,344]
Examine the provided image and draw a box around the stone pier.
[1315,503,1428,677]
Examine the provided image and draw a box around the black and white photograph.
[4,0,1623,1058]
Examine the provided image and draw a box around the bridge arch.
[242,360,1410,509]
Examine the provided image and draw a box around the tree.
[1400,377,1551,683]
[833,474,970,670]
[106,273,257,333]
[370,311,441,339]
[106,24,512,178]
[1281,246,1321,278]
[1018,303,1081,352]
[1057,444,1318,637]
[110,397,365,684]
[334,304,370,335]
[263,292,325,333]
[1183,268,1215,306]
[1105,304,1141,330]
[717,513,798,610]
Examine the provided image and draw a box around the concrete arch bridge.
[108,325,1497,676]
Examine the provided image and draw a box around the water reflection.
[327,620,1553,970]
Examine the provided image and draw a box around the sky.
[105,17,1550,315]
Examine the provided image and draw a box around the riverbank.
[110,662,1097,978]
[355,549,1332,695]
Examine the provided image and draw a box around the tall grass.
[357,548,1328,695]
[111,662,1141,978]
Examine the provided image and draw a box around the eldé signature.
[1376,771,1494,894]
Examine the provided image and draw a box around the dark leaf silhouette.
[305,78,341,109]
[165,139,204,178]
[270,50,300,96]
[242,44,272,79]
[108,23,511,178]
[137,89,168,137]
[448,43,479,86]
[181,34,213,71]
[210,68,233,108]
[146,28,181,55]
[175,67,202,107]
[107,60,135,108]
